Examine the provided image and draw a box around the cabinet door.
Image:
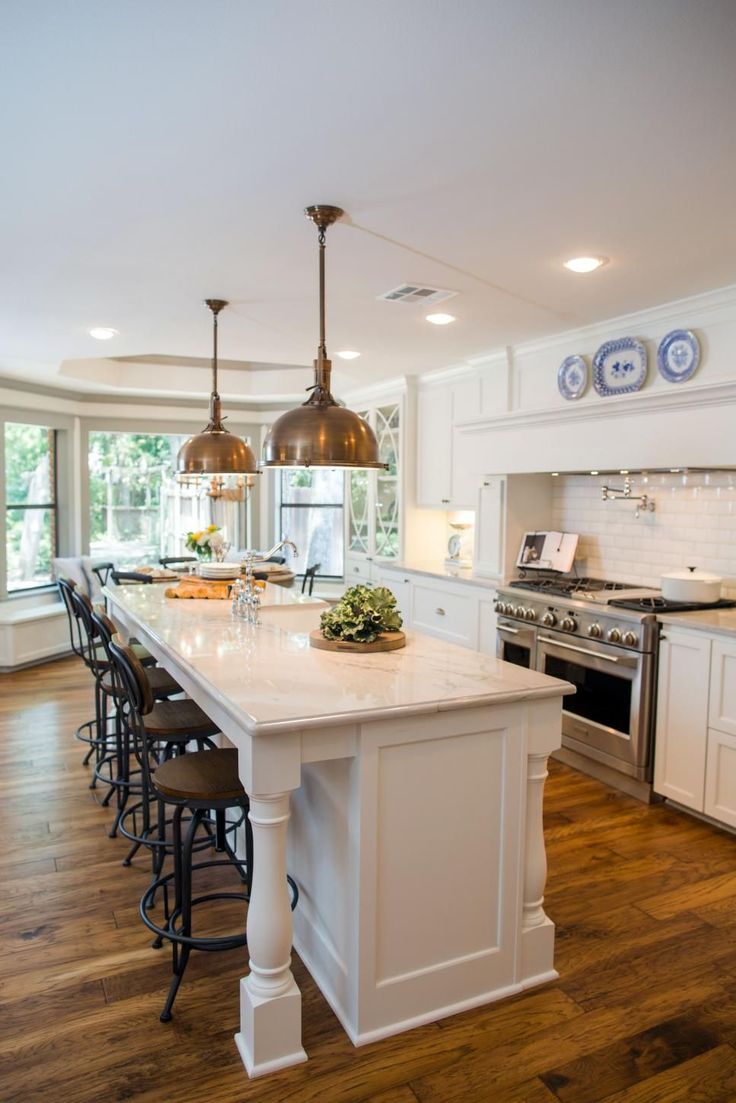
[375,570,412,627]
[654,630,711,810]
[709,638,736,737]
[417,387,452,507]
[477,595,498,655]
[374,403,401,560]
[704,728,736,829]
[474,477,507,578]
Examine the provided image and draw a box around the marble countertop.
[659,606,736,639]
[378,560,499,589]
[106,583,572,737]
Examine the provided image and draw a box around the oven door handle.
[537,635,636,667]
[497,624,521,635]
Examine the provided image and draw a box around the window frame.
[1,408,74,602]
[277,470,345,581]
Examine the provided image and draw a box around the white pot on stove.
[660,566,722,604]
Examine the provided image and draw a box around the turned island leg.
[234,791,307,1078]
[520,750,557,984]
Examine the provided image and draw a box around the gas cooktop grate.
[509,577,629,596]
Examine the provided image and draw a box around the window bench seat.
[0,600,70,671]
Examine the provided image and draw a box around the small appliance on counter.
[444,513,475,569]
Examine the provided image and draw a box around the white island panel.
[105,583,572,1078]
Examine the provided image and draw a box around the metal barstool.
[107,636,227,876]
[88,606,183,836]
[140,749,298,1022]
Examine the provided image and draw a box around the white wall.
[551,472,736,596]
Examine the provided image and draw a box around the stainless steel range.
[494,576,661,793]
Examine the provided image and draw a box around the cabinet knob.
[441,498,450,504]
[435,607,446,616]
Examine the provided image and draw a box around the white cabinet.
[416,376,481,509]
[654,629,711,810]
[474,474,553,580]
[411,579,479,648]
[346,398,402,568]
[374,568,412,626]
[704,729,736,829]
[376,566,496,651]
[655,629,736,829]
[477,594,498,656]
[709,638,736,736]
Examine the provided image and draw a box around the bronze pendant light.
[260,205,387,469]
[177,299,259,478]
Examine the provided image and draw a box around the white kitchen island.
[106,583,573,1079]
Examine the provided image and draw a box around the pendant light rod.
[305,205,342,398]
[204,298,227,425]
[259,204,386,470]
[176,297,259,476]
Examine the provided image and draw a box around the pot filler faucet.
[601,476,655,518]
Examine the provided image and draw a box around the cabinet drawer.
[345,558,373,582]
[704,727,736,829]
[411,583,478,648]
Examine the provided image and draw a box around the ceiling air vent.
[378,284,457,305]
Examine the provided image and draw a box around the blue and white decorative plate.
[657,329,700,383]
[557,355,588,401]
[592,337,648,396]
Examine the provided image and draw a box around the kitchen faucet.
[232,539,299,625]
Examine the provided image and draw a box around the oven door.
[496,618,537,669]
[536,631,654,779]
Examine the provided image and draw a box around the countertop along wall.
[551,472,736,595]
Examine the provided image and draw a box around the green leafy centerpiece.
[311,584,406,653]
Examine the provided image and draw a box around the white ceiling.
[2,0,736,401]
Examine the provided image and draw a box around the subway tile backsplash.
[551,472,736,596]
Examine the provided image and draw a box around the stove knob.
[607,627,622,644]
[501,603,513,616]
[542,611,557,627]
[524,607,537,621]
[622,630,639,647]
[514,606,526,618]
[493,599,504,614]
[588,623,602,639]
[561,616,577,633]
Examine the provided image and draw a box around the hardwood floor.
[2,656,736,1103]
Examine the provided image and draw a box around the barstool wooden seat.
[140,748,298,1022]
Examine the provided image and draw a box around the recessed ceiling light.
[563,256,608,274]
[426,313,456,326]
[551,472,560,477]
[590,470,599,476]
[336,350,361,360]
[89,327,118,340]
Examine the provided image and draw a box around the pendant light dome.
[177,299,259,477]
[261,206,386,469]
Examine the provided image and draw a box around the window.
[4,422,57,592]
[278,469,344,578]
[88,431,252,563]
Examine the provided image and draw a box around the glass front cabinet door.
[345,400,401,581]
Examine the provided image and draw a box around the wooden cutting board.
[165,578,233,600]
[309,630,406,653]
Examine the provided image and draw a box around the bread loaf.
[165,578,232,600]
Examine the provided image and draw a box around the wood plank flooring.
[2,656,736,1103]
